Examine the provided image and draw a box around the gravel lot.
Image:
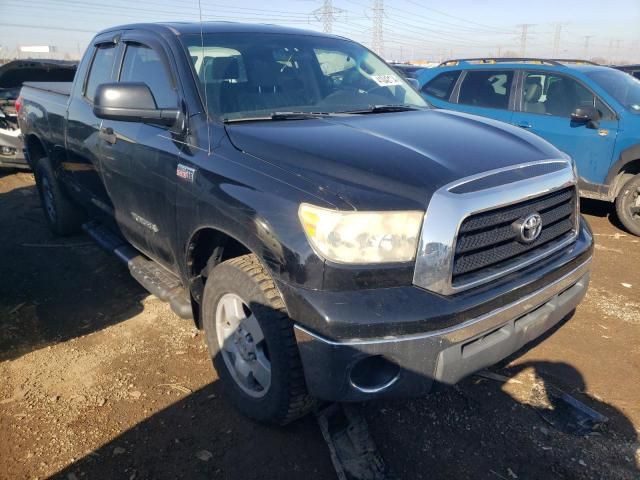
[1,170,638,480]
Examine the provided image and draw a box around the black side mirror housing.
[571,105,601,128]
[93,82,180,127]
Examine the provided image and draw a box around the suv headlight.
[298,203,424,264]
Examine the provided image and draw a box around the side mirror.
[570,105,601,128]
[93,82,180,127]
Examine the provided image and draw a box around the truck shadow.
[51,308,639,480]
[0,183,147,362]
[580,198,629,233]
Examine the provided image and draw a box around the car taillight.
[15,95,22,113]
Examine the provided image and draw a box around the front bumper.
[294,257,590,401]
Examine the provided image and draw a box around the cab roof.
[97,21,343,39]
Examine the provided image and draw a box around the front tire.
[615,174,640,236]
[34,158,85,235]
[202,254,314,424]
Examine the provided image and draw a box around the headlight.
[298,203,424,264]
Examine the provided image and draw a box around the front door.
[98,35,184,270]
[511,71,619,184]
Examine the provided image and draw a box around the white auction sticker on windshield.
[371,75,403,87]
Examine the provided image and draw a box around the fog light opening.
[349,355,400,393]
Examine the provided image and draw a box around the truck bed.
[19,82,73,168]
[22,81,72,97]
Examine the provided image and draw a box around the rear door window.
[458,70,514,110]
[422,71,460,100]
[85,44,117,102]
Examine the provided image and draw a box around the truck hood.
[225,109,561,210]
[0,59,77,91]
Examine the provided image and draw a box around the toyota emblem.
[514,213,543,244]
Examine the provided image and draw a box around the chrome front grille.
[452,187,577,286]
[412,160,579,295]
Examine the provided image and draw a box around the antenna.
[198,0,211,154]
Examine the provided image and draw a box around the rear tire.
[202,254,314,424]
[34,158,85,236]
[615,174,640,237]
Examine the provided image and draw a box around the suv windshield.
[182,32,427,120]
[585,68,640,114]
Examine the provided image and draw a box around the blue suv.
[417,58,640,235]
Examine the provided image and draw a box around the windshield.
[585,68,640,114]
[181,32,427,120]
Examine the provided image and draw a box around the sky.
[0,0,639,63]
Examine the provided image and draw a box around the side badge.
[177,164,196,182]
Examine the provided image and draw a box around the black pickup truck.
[18,22,593,424]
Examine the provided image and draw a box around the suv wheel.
[201,254,314,424]
[615,174,640,236]
[34,158,85,235]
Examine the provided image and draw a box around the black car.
[612,64,640,80]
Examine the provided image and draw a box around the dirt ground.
[0,170,638,480]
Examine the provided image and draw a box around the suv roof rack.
[438,57,598,67]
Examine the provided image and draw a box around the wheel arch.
[184,226,253,326]
[24,133,47,169]
[608,156,640,200]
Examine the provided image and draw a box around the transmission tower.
[517,24,535,57]
[583,35,594,59]
[552,23,566,57]
[371,0,384,56]
[312,0,345,34]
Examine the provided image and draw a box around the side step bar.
[82,221,193,319]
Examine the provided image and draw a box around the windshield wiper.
[342,104,422,114]
[224,111,331,123]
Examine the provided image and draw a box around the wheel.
[34,158,85,236]
[202,254,314,424]
[615,174,640,236]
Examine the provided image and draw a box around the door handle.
[516,121,532,129]
[99,127,117,144]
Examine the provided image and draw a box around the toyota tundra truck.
[18,22,593,424]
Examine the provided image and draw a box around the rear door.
[451,69,516,124]
[510,70,619,184]
[98,32,184,269]
[65,33,122,216]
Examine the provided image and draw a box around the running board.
[82,221,193,319]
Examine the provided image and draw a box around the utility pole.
[371,0,384,56]
[583,35,594,59]
[552,23,565,57]
[517,24,534,57]
[312,0,345,34]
